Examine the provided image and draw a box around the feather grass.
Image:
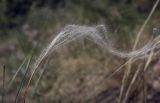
[21,0,160,102]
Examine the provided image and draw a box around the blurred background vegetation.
[0,0,160,103]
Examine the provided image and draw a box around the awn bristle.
[34,24,160,69]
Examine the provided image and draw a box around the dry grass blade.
[142,43,156,103]
[119,67,129,103]
[119,0,160,103]
[142,71,147,103]
[106,59,136,79]
[7,47,35,93]
[133,0,160,50]
[123,64,142,103]
[144,44,156,72]
[14,56,32,103]
[6,57,28,93]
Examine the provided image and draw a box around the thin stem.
[2,65,6,103]
[14,56,32,103]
